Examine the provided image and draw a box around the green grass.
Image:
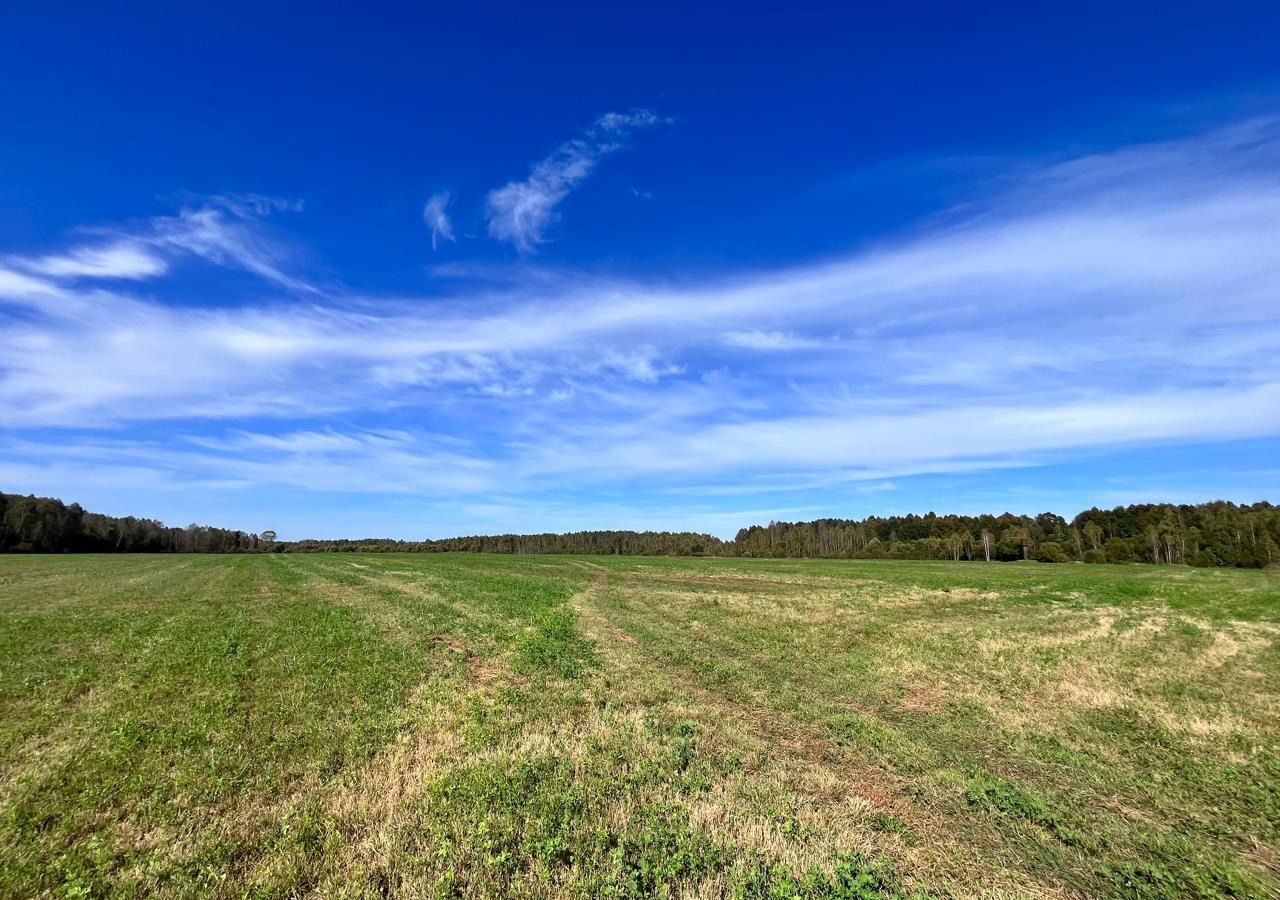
[1,555,1276,898]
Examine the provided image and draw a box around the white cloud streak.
[3,117,1280,524]
[4,195,310,296]
[18,240,168,280]
[148,201,313,292]
[0,267,63,301]
[721,330,826,351]
[423,191,455,250]
[485,109,662,252]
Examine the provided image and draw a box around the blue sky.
[3,2,1280,539]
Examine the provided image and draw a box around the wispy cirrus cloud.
[4,116,1280,534]
[423,191,455,250]
[17,240,168,280]
[3,194,311,296]
[0,267,63,301]
[148,198,313,292]
[720,330,826,351]
[485,109,663,252]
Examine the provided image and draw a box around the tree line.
[288,530,725,556]
[2,490,1276,567]
[729,502,1278,567]
[0,492,269,554]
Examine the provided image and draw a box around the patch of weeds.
[668,719,698,772]
[49,834,117,900]
[1154,666,1230,704]
[736,851,930,899]
[420,754,728,897]
[865,811,917,845]
[635,717,724,795]
[828,713,895,754]
[601,804,730,898]
[1102,860,1259,900]
[746,792,817,843]
[1081,706,1177,751]
[964,771,1083,847]
[511,607,596,678]
[1021,731,1104,778]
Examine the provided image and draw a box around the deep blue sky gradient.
[2,2,1279,537]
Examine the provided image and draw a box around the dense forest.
[2,491,1277,567]
[0,492,266,554]
[730,502,1279,567]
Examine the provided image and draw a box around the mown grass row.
[2,554,936,898]
[579,556,1279,898]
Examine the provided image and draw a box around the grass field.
[1,555,1277,899]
